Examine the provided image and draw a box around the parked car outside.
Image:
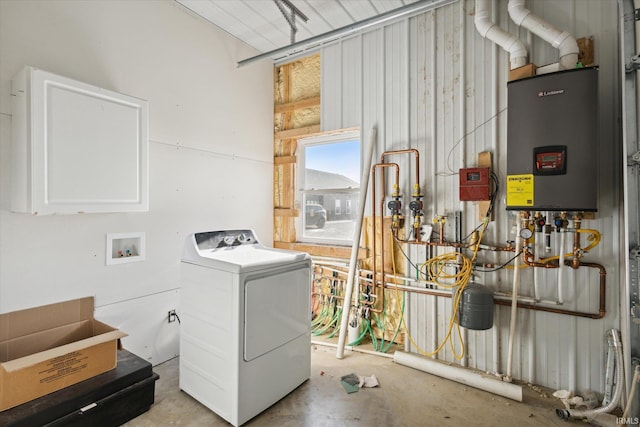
[305,204,327,229]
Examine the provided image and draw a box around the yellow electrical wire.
[391,217,490,360]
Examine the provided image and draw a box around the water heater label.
[538,89,565,97]
[506,174,534,207]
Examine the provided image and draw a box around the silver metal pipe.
[237,0,458,67]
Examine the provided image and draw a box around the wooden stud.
[274,155,297,165]
[274,125,322,141]
[274,241,367,259]
[274,96,320,113]
[477,151,494,222]
[274,208,299,217]
[577,36,595,67]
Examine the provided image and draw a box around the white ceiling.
[176,0,421,56]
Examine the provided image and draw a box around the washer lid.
[182,233,309,273]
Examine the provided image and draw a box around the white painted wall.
[0,0,273,365]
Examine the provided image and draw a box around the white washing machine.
[179,229,311,426]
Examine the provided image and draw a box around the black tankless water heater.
[506,67,598,211]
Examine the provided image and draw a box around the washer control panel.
[194,229,258,250]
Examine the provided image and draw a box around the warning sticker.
[506,174,534,207]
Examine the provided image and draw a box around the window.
[297,129,361,245]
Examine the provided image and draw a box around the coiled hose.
[556,329,624,421]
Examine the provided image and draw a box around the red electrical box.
[459,167,491,201]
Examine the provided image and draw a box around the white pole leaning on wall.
[336,126,377,359]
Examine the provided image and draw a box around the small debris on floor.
[527,383,548,398]
[552,389,574,409]
[340,373,360,393]
[341,373,380,393]
[358,374,379,388]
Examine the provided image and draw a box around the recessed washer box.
[106,232,145,265]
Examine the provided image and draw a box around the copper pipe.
[370,162,399,313]
[370,149,420,313]
[392,231,518,253]
[378,259,606,319]
[578,261,607,319]
[493,298,603,319]
[572,229,581,268]
[394,235,470,249]
[516,247,607,319]
[522,245,556,268]
[381,148,420,186]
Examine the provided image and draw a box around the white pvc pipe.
[533,230,542,301]
[490,0,500,377]
[336,127,377,359]
[507,0,578,70]
[429,12,438,357]
[313,340,394,359]
[394,351,523,402]
[505,216,522,381]
[557,229,566,304]
[474,0,528,70]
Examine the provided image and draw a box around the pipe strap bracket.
[626,54,640,72]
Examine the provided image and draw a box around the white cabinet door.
[11,66,148,214]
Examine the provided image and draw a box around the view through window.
[298,130,361,245]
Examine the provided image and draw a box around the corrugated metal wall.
[320,0,621,394]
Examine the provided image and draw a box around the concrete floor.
[122,343,586,427]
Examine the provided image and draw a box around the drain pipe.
[474,0,528,70]
[336,127,376,359]
[556,329,625,421]
[394,351,523,401]
[507,0,578,70]
[505,213,523,381]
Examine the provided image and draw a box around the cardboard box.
[0,297,127,411]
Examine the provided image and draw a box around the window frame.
[296,129,361,246]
